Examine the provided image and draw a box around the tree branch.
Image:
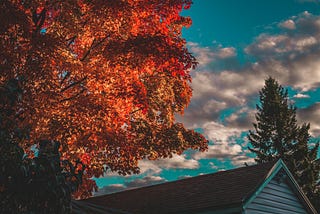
[60,88,86,103]
[60,76,87,93]
[80,36,109,61]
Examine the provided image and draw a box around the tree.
[248,77,319,210]
[0,0,208,198]
[0,79,84,213]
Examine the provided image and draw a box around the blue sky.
[95,0,320,195]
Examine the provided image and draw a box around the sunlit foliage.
[0,0,208,197]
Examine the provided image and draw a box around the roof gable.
[246,174,308,213]
[243,159,317,214]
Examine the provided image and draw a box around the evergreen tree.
[248,77,319,210]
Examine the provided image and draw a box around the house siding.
[245,178,308,214]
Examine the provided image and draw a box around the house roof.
[83,161,279,214]
[81,160,317,214]
[71,200,129,214]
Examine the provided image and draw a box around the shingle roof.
[83,161,277,214]
[71,200,129,214]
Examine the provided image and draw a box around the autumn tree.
[0,0,208,198]
[248,77,319,209]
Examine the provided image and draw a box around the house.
[80,159,318,214]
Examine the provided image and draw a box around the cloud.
[218,47,237,58]
[297,102,320,137]
[188,42,215,67]
[192,121,248,162]
[194,143,242,160]
[202,121,242,143]
[294,93,310,98]
[209,162,218,169]
[231,155,255,167]
[178,175,192,179]
[178,69,265,128]
[279,19,296,30]
[138,154,200,176]
[96,176,166,195]
[152,154,199,170]
[187,42,236,69]
[191,120,254,165]
[180,12,320,133]
[125,176,166,189]
[97,154,200,194]
[94,184,126,196]
[225,107,255,130]
[138,159,162,175]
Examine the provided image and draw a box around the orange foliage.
[0,0,208,198]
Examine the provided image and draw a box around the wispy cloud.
[125,176,166,189]
[95,176,167,195]
[187,42,237,70]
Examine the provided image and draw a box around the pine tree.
[248,77,319,210]
[248,77,299,163]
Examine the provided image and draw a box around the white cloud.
[152,154,199,170]
[231,155,255,167]
[137,154,199,176]
[188,42,214,67]
[202,121,242,143]
[138,159,162,175]
[125,176,166,188]
[294,93,310,98]
[279,19,296,30]
[178,175,192,179]
[194,143,242,160]
[218,47,236,58]
[193,121,244,160]
[209,162,218,169]
[187,42,236,69]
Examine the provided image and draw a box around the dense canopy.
[0,0,208,197]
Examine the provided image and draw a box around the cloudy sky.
[95,0,320,195]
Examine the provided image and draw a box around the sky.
[95,0,320,195]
